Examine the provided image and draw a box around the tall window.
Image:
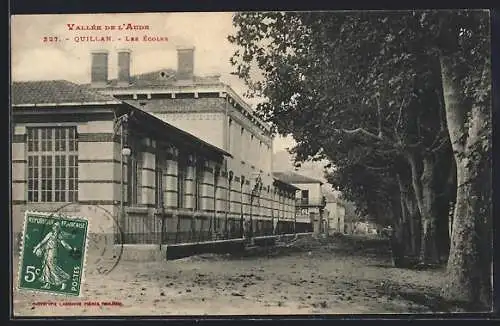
[240,127,245,161]
[194,158,204,210]
[228,119,232,153]
[127,151,142,205]
[301,190,309,205]
[155,154,165,208]
[27,127,78,203]
[177,154,187,208]
[250,134,254,165]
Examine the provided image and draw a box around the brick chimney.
[176,47,195,80]
[117,49,131,87]
[90,50,109,87]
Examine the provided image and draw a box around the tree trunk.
[446,159,457,245]
[443,156,483,306]
[407,152,440,265]
[478,155,492,307]
[400,172,420,257]
[419,154,440,265]
[439,55,491,309]
[396,174,411,253]
[405,193,421,257]
[391,183,407,268]
[393,172,420,268]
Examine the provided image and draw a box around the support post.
[294,199,297,236]
[213,166,220,240]
[174,213,180,243]
[120,123,124,243]
[240,176,245,239]
[118,113,131,244]
[226,171,233,239]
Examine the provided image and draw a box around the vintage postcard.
[10,11,492,317]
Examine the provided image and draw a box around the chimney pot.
[117,49,131,87]
[176,47,195,81]
[90,50,109,87]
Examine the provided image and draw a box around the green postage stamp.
[17,211,89,296]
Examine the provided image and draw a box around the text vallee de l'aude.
[67,23,150,31]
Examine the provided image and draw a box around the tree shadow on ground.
[389,288,488,313]
[373,276,489,313]
[369,262,445,271]
[326,235,393,259]
[230,234,394,259]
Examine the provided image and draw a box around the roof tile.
[272,171,323,184]
[12,80,119,105]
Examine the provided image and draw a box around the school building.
[11,48,311,256]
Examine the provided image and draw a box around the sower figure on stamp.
[32,222,73,289]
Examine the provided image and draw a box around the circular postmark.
[32,203,124,277]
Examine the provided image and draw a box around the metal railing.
[120,209,311,245]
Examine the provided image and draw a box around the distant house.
[353,221,379,235]
[323,192,346,235]
[272,171,326,234]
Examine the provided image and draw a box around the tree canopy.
[229,9,491,308]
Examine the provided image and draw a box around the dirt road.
[12,235,448,316]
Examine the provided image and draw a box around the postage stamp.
[17,211,89,296]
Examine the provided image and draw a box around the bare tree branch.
[394,96,407,142]
[375,95,383,138]
[334,127,384,141]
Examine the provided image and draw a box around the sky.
[10,12,295,153]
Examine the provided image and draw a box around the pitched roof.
[12,80,120,106]
[272,171,323,185]
[122,98,226,114]
[11,79,231,161]
[272,178,301,191]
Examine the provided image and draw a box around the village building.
[11,48,307,256]
[323,192,347,235]
[272,171,326,234]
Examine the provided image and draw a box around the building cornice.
[12,105,117,117]
[97,83,272,136]
[12,101,121,107]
